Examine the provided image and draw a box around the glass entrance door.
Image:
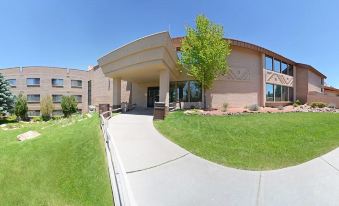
[147,87,159,107]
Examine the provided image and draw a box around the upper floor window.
[52,95,63,103]
[7,79,16,87]
[71,80,82,88]
[281,62,288,74]
[27,78,40,87]
[274,59,281,73]
[265,56,273,70]
[27,94,40,103]
[27,110,40,117]
[72,95,82,103]
[51,79,64,87]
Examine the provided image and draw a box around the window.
[52,110,63,116]
[288,65,294,76]
[27,94,40,103]
[71,80,82,88]
[27,110,40,117]
[275,85,282,101]
[265,56,273,70]
[7,79,16,87]
[177,51,182,60]
[189,81,202,102]
[51,79,64,87]
[281,62,288,74]
[26,78,40,86]
[266,84,274,101]
[169,81,202,102]
[266,84,294,102]
[274,59,281,73]
[72,95,82,103]
[88,81,92,105]
[177,81,189,102]
[52,95,62,103]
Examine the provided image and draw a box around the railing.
[100,111,136,206]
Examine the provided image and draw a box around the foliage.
[154,112,339,170]
[247,104,259,111]
[328,103,336,109]
[14,93,28,121]
[61,96,77,117]
[310,102,327,108]
[0,73,15,115]
[278,106,284,110]
[222,102,228,112]
[32,116,42,122]
[294,99,302,106]
[40,95,54,121]
[179,15,231,109]
[293,103,299,107]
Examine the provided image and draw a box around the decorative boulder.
[17,131,41,141]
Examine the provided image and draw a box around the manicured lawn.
[0,115,113,206]
[154,112,339,170]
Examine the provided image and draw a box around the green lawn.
[0,115,113,206]
[154,112,339,170]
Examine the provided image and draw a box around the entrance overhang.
[97,32,180,83]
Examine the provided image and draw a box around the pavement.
[107,110,339,206]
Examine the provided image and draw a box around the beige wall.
[296,67,309,103]
[88,67,113,109]
[307,92,339,108]
[308,70,323,93]
[206,46,262,108]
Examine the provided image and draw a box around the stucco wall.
[205,46,262,109]
[296,67,309,103]
[131,82,158,108]
[307,92,339,108]
[88,67,113,108]
[308,70,323,93]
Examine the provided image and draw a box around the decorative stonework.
[220,68,250,81]
[266,71,293,87]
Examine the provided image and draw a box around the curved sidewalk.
[107,111,339,206]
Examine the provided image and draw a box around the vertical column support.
[113,77,121,109]
[159,70,170,110]
[261,53,266,107]
[293,65,297,102]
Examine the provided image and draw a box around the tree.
[0,73,15,116]
[61,96,77,117]
[179,15,231,109]
[40,95,54,120]
[14,93,28,121]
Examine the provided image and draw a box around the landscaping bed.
[0,114,113,205]
[154,112,339,170]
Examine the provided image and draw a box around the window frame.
[52,94,63,103]
[27,94,41,103]
[26,78,40,87]
[7,79,16,87]
[51,78,64,87]
[71,80,82,88]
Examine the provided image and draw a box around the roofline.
[0,66,86,72]
[324,86,339,92]
[172,36,327,79]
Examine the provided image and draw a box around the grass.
[154,112,339,170]
[0,114,113,206]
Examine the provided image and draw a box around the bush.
[61,96,78,117]
[294,99,302,106]
[40,95,54,121]
[278,106,284,110]
[14,93,28,121]
[32,116,42,122]
[247,104,259,111]
[221,103,228,112]
[310,102,327,108]
[293,103,299,107]
[328,103,336,109]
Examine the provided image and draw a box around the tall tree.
[0,73,15,116]
[179,15,231,109]
[14,93,28,121]
[40,95,54,120]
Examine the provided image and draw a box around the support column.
[293,65,297,102]
[159,70,169,109]
[261,53,266,107]
[112,77,121,109]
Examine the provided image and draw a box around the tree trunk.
[203,88,207,110]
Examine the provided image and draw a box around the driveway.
[107,110,339,206]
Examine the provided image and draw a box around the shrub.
[310,102,327,108]
[278,106,284,110]
[293,103,299,107]
[61,96,78,117]
[14,93,28,121]
[247,104,259,111]
[328,103,336,109]
[32,116,42,122]
[294,99,302,106]
[221,103,228,112]
[40,95,54,121]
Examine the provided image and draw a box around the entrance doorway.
[147,87,159,107]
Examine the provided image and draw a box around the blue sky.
[0,0,338,87]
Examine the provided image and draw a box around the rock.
[17,131,41,141]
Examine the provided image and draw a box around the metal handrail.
[100,111,136,206]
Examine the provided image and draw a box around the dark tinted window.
[265,56,273,70]
[266,84,274,102]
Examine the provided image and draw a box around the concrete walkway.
[108,111,339,206]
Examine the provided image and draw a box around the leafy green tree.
[40,95,54,121]
[14,93,28,121]
[0,73,15,116]
[179,15,231,109]
[61,96,78,117]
